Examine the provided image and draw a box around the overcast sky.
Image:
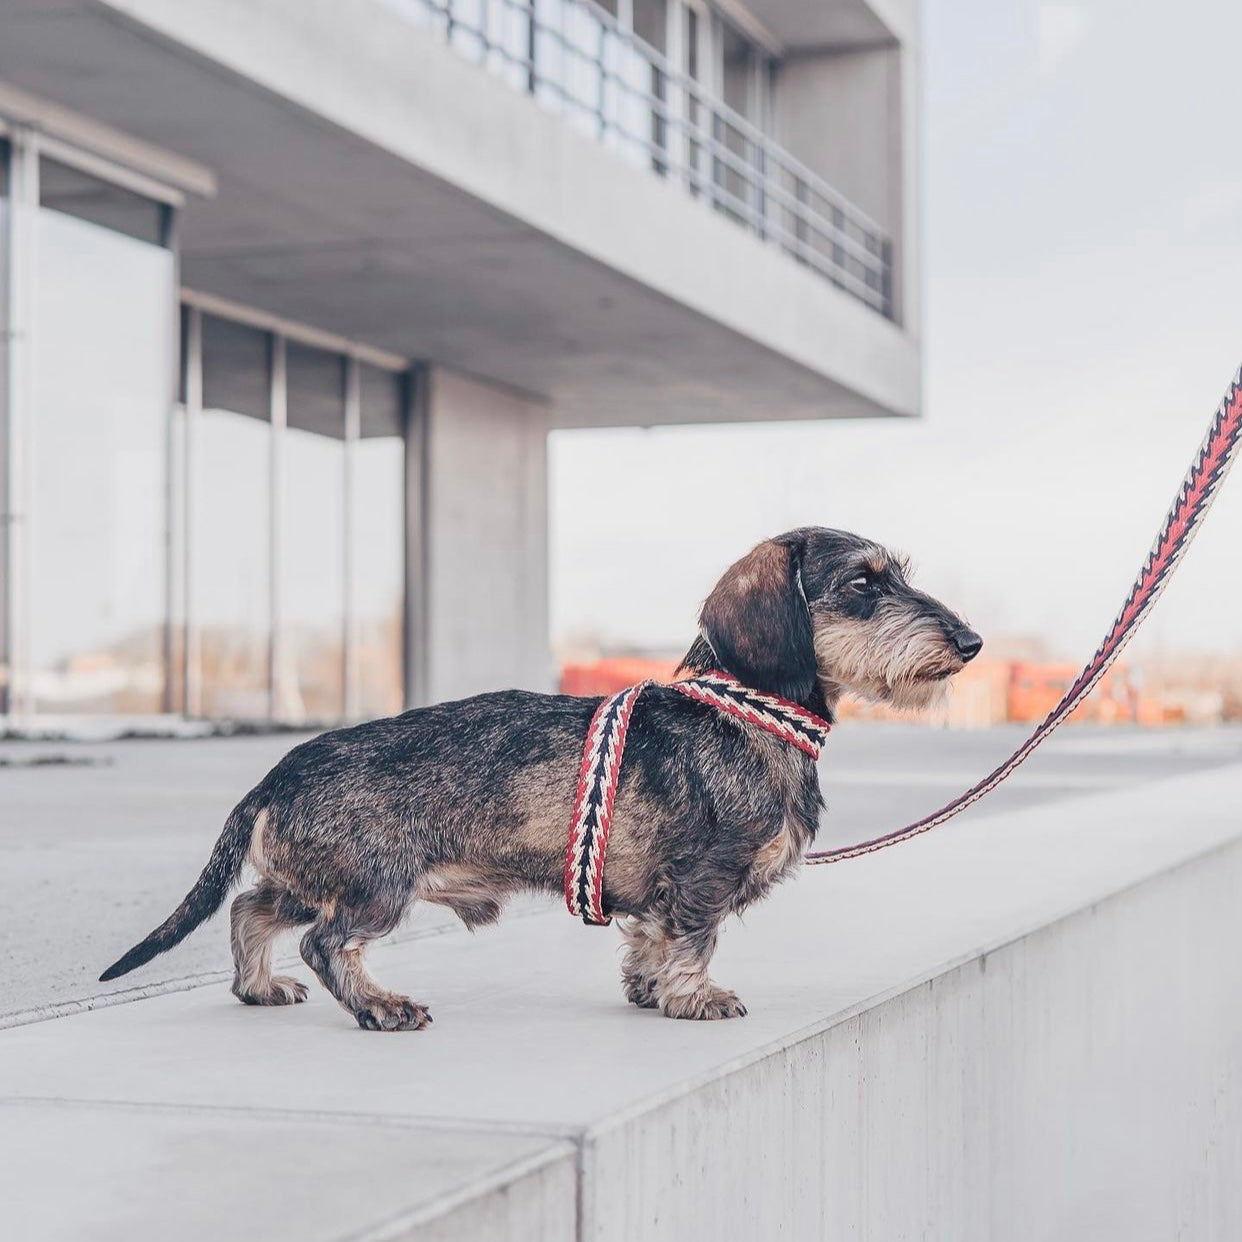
[550,0,1242,661]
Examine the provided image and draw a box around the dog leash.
[804,364,1242,866]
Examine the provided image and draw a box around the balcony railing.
[381,0,894,318]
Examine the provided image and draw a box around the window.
[717,19,764,224]
[284,342,347,721]
[632,0,665,50]
[182,308,407,725]
[1,126,410,723]
[38,156,165,246]
[195,314,272,718]
[29,167,173,714]
[354,366,405,719]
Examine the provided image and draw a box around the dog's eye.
[848,574,871,592]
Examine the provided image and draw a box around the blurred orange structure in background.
[559,655,1204,728]
[559,657,681,698]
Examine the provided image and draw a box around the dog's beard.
[882,674,952,712]
[813,611,963,713]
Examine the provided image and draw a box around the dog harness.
[563,670,831,925]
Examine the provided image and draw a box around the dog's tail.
[98,794,263,982]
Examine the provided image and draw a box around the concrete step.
[3,764,1240,1240]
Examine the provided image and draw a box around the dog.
[100,527,981,1030]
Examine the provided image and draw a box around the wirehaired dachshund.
[101,527,981,1029]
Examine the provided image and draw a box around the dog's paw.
[354,996,433,1032]
[270,976,309,1004]
[623,974,660,1009]
[662,986,748,1021]
[234,975,309,1006]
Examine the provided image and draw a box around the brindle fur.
[99,527,981,1031]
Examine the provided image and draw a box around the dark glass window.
[633,0,666,51]
[201,314,270,421]
[287,342,346,439]
[39,157,165,246]
[360,365,404,439]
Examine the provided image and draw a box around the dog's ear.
[699,536,817,701]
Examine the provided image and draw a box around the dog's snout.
[950,627,983,662]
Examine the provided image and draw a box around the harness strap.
[669,671,830,758]
[564,672,830,925]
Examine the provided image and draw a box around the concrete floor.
[2,722,1241,1022]
[2,753,1240,1240]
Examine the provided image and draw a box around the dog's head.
[694,527,981,712]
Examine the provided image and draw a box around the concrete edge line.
[0,901,559,1031]
[0,1094,584,1142]
[340,1141,580,1242]
[0,969,237,1031]
[581,820,1242,1144]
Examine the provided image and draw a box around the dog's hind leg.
[619,915,668,1009]
[230,883,316,1006]
[299,900,430,1032]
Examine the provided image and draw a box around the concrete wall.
[585,835,1242,1242]
[410,367,551,705]
[774,38,921,332]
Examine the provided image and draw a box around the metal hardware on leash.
[805,365,1242,867]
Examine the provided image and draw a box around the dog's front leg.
[655,917,747,1021]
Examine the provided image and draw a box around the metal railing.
[381,0,893,318]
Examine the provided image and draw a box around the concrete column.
[406,366,551,706]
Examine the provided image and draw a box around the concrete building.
[0,0,920,725]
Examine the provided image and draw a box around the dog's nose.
[951,628,983,662]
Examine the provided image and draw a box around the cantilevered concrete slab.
[3,763,1240,1239]
[745,0,917,48]
[0,0,919,426]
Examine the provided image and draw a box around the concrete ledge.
[2,1100,576,1242]
[3,764,1240,1239]
[586,825,1242,1240]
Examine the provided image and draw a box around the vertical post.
[794,175,809,266]
[159,204,180,715]
[881,236,893,319]
[597,17,608,141]
[181,304,203,717]
[342,355,360,720]
[0,136,15,719]
[402,366,430,710]
[754,142,766,240]
[526,0,538,95]
[268,333,287,721]
[3,131,37,720]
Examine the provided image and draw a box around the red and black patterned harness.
[563,671,831,926]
